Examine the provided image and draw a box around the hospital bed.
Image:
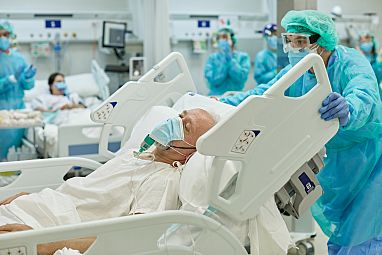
[0,52,338,255]
[23,60,122,162]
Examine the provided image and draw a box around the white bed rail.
[91,59,110,101]
[0,158,101,200]
[58,123,122,162]
[91,52,197,159]
[0,211,247,255]
[197,53,339,221]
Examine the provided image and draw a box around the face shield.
[281,32,320,53]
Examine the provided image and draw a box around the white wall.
[2,0,128,12]
[171,0,264,14]
[2,0,133,89]
[170,0,271,95]
[318,0,382,46]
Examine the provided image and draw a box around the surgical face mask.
[288,49,310,67]
[218,39,232,50]
[0,37,10,51]
[150,117,185,147]
[266,36,277,50]
[360,42,373,53]
[54,82,68,95]
[287,45,323,67]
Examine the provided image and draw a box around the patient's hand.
[60,104,72,110]
[0,192,29,205]
[0,223,33,234]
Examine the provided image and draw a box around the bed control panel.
[0,246,27,255]
[231,130,260,154]
[92,102,117,122]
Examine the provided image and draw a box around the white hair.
[200,106,221,124]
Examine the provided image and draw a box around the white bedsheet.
[0,149,180,229]
[30,93,84,112]
[26,107,123,157]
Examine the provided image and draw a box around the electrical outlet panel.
[231,130,259,154]
[0,246,27,255]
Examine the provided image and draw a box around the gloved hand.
[23,65,37,80]
[319,92,350,126]
[218,40,232,62]
[14,65,25,81]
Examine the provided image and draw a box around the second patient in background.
[31,72,86,112]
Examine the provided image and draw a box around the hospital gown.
[0,149,180,229]
[31,93,83,112]
[0,50,35,159]
[204,51,250,96]
[254,48,277,84]
[221,46,382,247]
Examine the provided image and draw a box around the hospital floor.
[313,222,329,255]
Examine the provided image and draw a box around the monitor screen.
[102,21,127,48]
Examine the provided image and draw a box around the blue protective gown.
[254,48,277,84]
[204,50,250,96]
[221,46,382,248]
[372,61,382,85]
[0,50,35,159]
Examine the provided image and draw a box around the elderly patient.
[0,108,216,254]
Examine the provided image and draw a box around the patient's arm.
[0,224,95,255]
[60,103,86,110]
[0,223,33,232]
[0,192,29,205]
[37,237,96,255]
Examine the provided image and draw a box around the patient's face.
[51,75,65,95]
[171,109,216,149]
[153,108,216,165]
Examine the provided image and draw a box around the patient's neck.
[153,147,193,165]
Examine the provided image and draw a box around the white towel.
[53,247,82,255]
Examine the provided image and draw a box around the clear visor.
[281,33,314,53]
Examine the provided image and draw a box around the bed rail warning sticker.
[231,130,260,154]
[298,172,316,194]
[92,102,116,122]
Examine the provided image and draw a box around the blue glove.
[218,40,232,62]
[319,92,350,126]
[23,65,37,79]
[14,65,25,81]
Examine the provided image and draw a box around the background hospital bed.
[22,60,122,162]
[0,52,338,255]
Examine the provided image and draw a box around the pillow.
[122,105,178,150]
[173,92,235,119]
[24,80,50,102]
[25,73,100,102]
[179,152,239,213]
[65,73,99,98]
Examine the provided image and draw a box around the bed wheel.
[297,240,314,255]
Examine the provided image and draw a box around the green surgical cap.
[281,10,338,51]
[218,27,237,45]
[0,20,15,38]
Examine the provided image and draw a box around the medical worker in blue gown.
[0,20,36,160]
[358,32,378,65]
[204,27,250,96]
[220,10,382,255]
[254,23,278,84]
